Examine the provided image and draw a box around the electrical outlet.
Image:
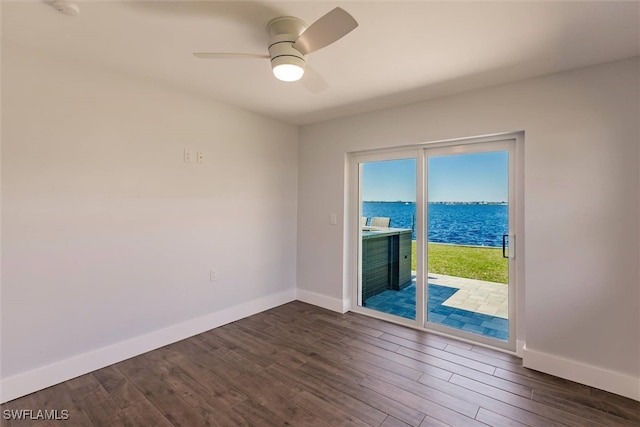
[210,268,218,281]
[197,152,205,163]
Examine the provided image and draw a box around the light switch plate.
[184,149,193,163]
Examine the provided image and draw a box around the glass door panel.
[358,158,417,320]
[426,150,511,341]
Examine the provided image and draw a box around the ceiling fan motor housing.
[266,16,308,81]
[268,33,307,70]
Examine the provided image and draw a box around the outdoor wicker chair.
[370,217,391,228]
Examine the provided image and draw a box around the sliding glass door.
[353,136,517,350]
[424,141,515,347]
[357,156,418,321]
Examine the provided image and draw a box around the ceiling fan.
[194,7,358,91]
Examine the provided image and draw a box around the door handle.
[503,234,515,259]
[502,234,509,258]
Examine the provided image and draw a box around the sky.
[362,151,508,202]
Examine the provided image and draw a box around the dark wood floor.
[2,301,640,426]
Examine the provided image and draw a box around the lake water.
[362,202,508,247]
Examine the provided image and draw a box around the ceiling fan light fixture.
[271,56,305,82]
[194,8,358,90]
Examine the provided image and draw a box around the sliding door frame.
[350,148,422,328]
[423,138,516,352]
[348,132,524,354]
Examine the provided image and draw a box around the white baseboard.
[522,346,640,402]
[296,289,346,313]
[0,289,296,404]
[342,297,351,313]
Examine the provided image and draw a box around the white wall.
[298,58,640,400]
[1,44,298,401]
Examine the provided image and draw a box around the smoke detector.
[52,1,80,17]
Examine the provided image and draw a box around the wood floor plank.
[292,390,375,427]
[21,421,57,427]
[418,415,451,426]
[269,365,425,426]
[4,301,639,427]
[494,364,593,395]
[308,335,430,382]
[395,341,498,375]
[443,342,523,371]
[115,358,211,427]
[144,346,255,427]
[27,382,96,427]
[230,398,297,427]
[240,315,333,353]
[360,375,486,426]
[361,374,480,419]
[93,365,173,427]
[449,373,603,427]
[590,388,640,422]
[66,374,131,427]
[469,344,523,363]
[275,317,356,346]
[288,323,427,384]
[271,341,429,426]
[255,316,429,383]
[331,336,455,381]
[225,322,311,368]
[138,347,249,415]
[178,332,329,426]
[475,408,530,427]
[531,381,640,424]
[207,325,281,368]
[311,314,385,338]
[168,336,258,383]
[189,329,234,354]
[343,312,472,350]
[396,346,496,378]
[312,317,387,344]
[408,354,533,399]
[379,332,448,352]
[375,372,489,421]
[297,354,368,390]
[352,342,454,381]
[149,344,248,408]
[226,370,328,426]
[265,362,390,426]
[531,389,640,427]
[336,346,427,384]
[492,367,593,399]
[415,373,568,427]
[381,415,415,427]
[344,331,404,352]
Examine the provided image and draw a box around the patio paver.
[363,273,509,341]
[429,273,508,319]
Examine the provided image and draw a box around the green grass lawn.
[412,242,508,284]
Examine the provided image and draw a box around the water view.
[362,201,507,247]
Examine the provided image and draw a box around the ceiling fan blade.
[301,65,328,93]
[292,7,358,55]
[193,53,269,59]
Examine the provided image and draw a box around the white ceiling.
[3,1,639,125]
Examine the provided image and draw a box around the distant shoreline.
[364,201,507,205]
